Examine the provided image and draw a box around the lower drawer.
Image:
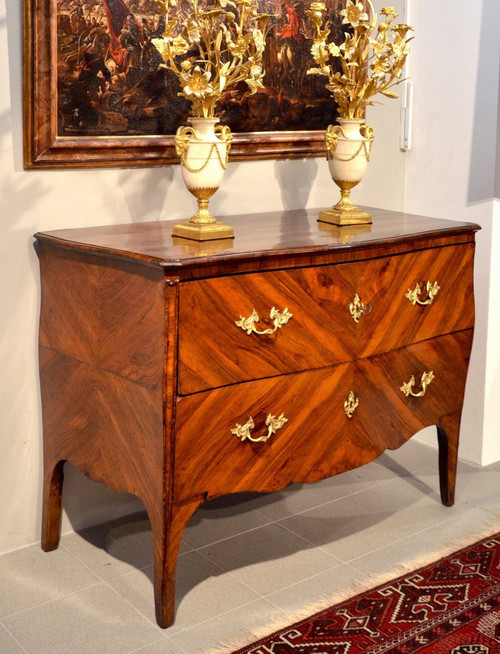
[173,330,473,501]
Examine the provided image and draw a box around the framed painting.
[23,0,345,168]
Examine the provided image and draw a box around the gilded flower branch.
[151,0,269,118]
[306,0,413,119]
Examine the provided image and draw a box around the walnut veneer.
[35,207,479,628]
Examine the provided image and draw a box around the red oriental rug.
[230,532,500,653]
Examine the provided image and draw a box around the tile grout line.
[98,576,172,639]
[269,497,488,568]
[126,635,184,654]
[0,578,104,623]
[243,476,396,521]
[183,484,383,553]
[0,546,164,652]
[0,619,30,654]
[59,532,281,641]
[260,561,364,603]
[341,514,500,578]
[244,470,441,526]
[169,596,289,645]
[182,519,278,553]
[93,545,275,642]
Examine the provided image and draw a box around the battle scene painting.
[56,0,346,138]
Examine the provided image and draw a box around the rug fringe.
[211,521,500,654]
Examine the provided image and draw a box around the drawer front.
[178,264,357,394]
[173,330,473,501]
[178,244,475,394]
[353,329,473,440]
[355,243,475,358]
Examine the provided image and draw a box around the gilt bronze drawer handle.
[231,413,288,443]
[349,294,372,323]
[235,307,293,335]
[400,370,435,398]
[344,391,359,418]
[405,281,440,306]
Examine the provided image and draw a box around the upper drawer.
[355,242,475,358]
[177,243,475,394]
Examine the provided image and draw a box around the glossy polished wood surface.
[35,208,479,629]
[35,207,478,277]
[175,331,472,500]
[178,243,475,393]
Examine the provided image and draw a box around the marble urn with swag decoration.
[306,0,413,225]
[152,0,270,240]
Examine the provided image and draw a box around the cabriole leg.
[437,412,461,507]
[150,497,203,628]
[41,459,65,551]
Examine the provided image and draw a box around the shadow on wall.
[274,158,318,210]
[61,464,144,534]
[0,107,50,266]
[118,167,173,223]
[467,0,500,204]
[0,102,50,223]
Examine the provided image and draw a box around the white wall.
[483,200,500,463]
[0,0,407,554]
[402,0,500,465]
[496,57,500,199]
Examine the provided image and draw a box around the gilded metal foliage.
[151,0,270,118]
[306,1,414,119]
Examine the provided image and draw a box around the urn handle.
[235,307,293,335]
[231,413,288,443]
[174,123,232,173]
[325,123,374,162]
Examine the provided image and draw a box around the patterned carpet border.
[216,527,500,654]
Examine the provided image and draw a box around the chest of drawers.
[35,207,479,628]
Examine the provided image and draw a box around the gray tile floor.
[2,439,500,654]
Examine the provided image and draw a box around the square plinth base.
[172,221,234,241]
[318,207,372,226]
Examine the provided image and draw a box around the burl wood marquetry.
[35,207,479,628]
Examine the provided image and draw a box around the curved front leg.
[437,412,461,507]
[150,496,204,629]
[41,459,65,552]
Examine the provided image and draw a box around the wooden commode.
[35,207,479,628]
